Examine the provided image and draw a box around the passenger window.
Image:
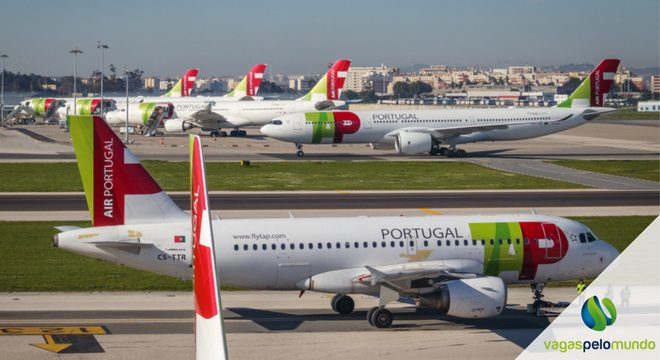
[299,243,304,250]
[317,243,322,249]
[336,242,341,249]
[253,244,258,251]
[507,239,511,245]
[281,244,286,250]
[490,239,494,245]
[381,241,386,248]
[272,243,276,250]
[533,238,538,244]
[372,241,377,248]
[345,242,350,249]
[353,242,358,248]
[579,234,587,243]
[498,239,503,245]
[524,238,529,245]
[399,241,404,247]
[516,239,520,245]
[234,244,239,251]
[455,240,459,246]
[437,240,442,246]
[363,242,368,248]
[423,240,428,247]
[309,243,313,249]
[262,244,267,250]
[472,240,477,246]
[243,244,248,251]
[481,239,485,246]
[390,241,395,247]
[327,242,332,249]
[446,240,451,246]
[290,243,295,250]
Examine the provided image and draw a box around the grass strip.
[0,216,654,292]
[550,160,659,183]
[0,161,587,192]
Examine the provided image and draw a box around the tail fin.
[557,59,620,108]
[162,69,199,97]
[69,115,188,227]
[226,64,267,98]
[300,60,351,101]
[190,135,229,360]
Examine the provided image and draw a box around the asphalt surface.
[1,190,658,212]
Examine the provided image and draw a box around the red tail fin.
[590,59,619,107]
[247,64,267,96]
[327,60,351,100]
[181,69,199,97]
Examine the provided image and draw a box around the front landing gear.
[331,294,355,314]
[295,143,304,157]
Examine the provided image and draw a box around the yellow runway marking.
[419,208,443,215]
[0,326,108,335]
[334,191,350,194]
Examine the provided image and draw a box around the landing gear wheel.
[456,149,467,158]
[296,150,304,157]
[371,308,393,328]
[229,130,238,137]
[331,294,342,312]
[445,149,456,158]
[210,131,218,137]
[439,147,447,156]
[220,131,227,137]
[429,148,439,156]
[367,306,378,326]
[238,130,247,137]
[334,295,355,314]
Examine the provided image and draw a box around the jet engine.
[394,131,433,154]
[370,142,395,150]
[415,276,506,318]
[164,119,194,133]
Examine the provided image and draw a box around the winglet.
[531,207,537,215]
[190,135,228,360]
[163,69,199,97]
[226,64,267,98]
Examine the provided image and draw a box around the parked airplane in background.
[261,59,620,157]
[105,60,351,137]
[53,115,618,328]
[191,134,229,360]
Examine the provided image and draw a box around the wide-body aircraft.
[104,60,351,137]
[261,59,620,157]
[52,115,618,328]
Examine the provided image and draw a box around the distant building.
[637,100,660,112]
[344,64,396,93]
[143,77,160,90]
[652,75,660,94]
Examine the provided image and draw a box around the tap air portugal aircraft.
[104,60,351,137]
[52,115,618,328]
[262,59,620,158]
[11,69,199,122]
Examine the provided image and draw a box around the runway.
[0,190,658,212]
[0,289,572,359]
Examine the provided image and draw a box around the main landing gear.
[295,143,304,157]
[429,146,467,158]
[331,294,355,314]
[229,128,247,137]
[209,130,227,137]
[330,288,398,328]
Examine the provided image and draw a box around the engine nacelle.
[370,142,395,151]
[164,119,194,133]
[415,276,506,318]
[395,131,433,154]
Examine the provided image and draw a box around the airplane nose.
[260,125,273,137]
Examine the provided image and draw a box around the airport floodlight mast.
[97,42,109,118]
[1,53,7,128]
[69,48,82,115]
[123,67,129,144]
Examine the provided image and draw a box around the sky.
[0,0,658,78]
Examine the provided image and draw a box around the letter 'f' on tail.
[163,69,199,97]
[69,115,188,227]
[190,135,228,360]
[301,60,351,101]
[557,59,620,108]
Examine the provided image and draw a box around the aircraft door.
[541,223,562,259]
[364,115,372,129]
[293,115,302,130]
[470,115,476,125]
[406,236,418,256]
[551,111,558,120]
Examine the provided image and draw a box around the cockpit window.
[579,233,587,243]
[580,232,597,243]
[586,232,597,242]
[268,120,283,125]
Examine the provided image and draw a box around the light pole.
[1,54,7,127]
[69,48,82,115]
[97,42,109,118]
[123,67,129,144]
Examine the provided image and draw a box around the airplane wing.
[384,114,574,140]
[357,259,484,287]
[177,102,252,128]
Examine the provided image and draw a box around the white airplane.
[104,60,352,137]
[191,134,229,360]
[261,59,620,157]
[53,114,618,328]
